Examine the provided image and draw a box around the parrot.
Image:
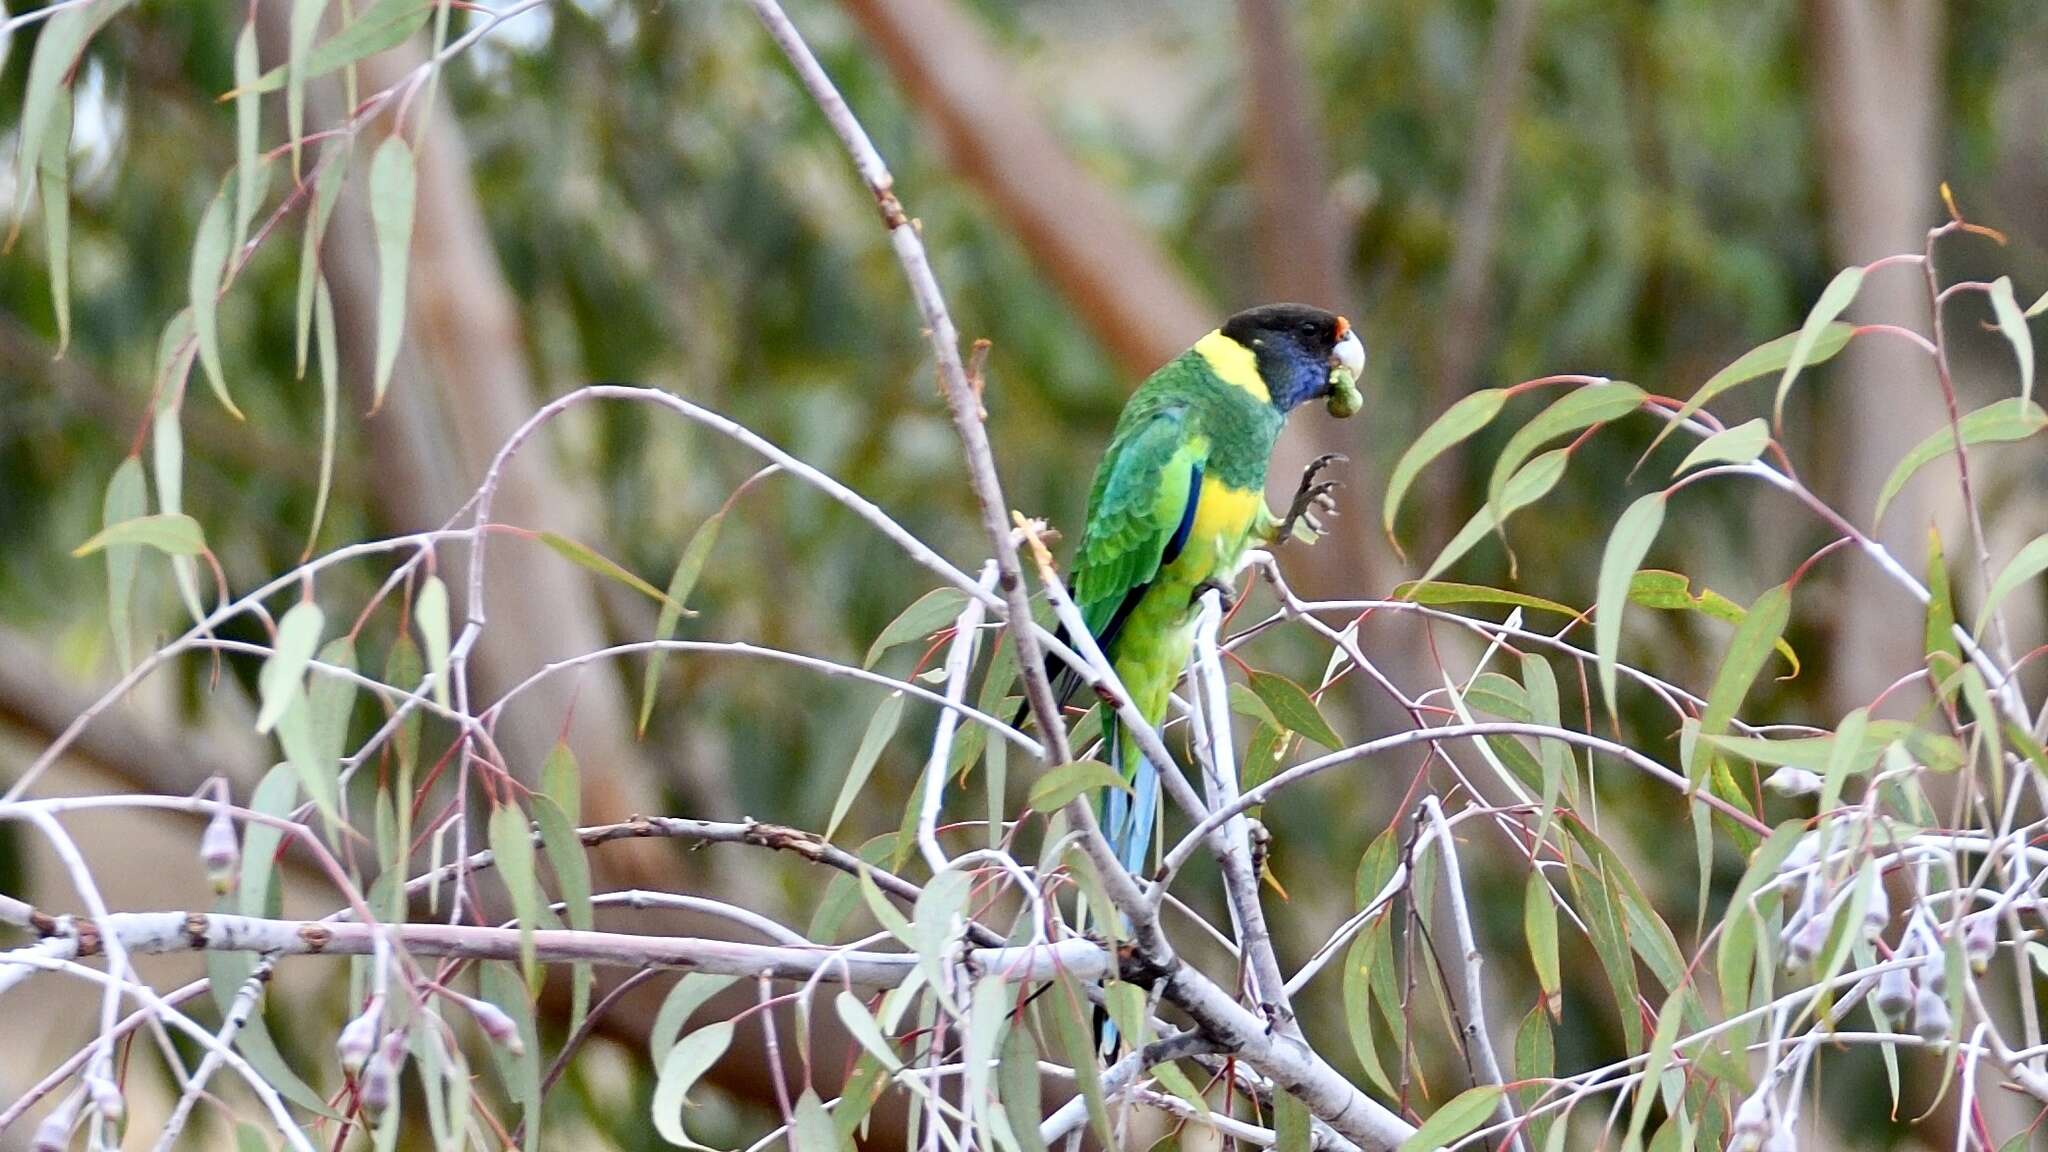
[1038,302,1366,881]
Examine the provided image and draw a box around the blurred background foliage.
[2,0,2046,1147]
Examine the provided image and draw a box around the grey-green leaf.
[650,974,739,1065]
[233,22,262,250]
[74,513,206,559]
[189,175,244,420]
[1486,381,1643,516]
[1383,388,1506,544]
[1420,448,1570,584]
[651,1021,734,1149]
[1979,533,2048,638]
[641,506,728,733]
[1247,670,1343,750]
[827,691,905,841]
[1027,758,1128,814]
[38,86,71,352]
[1595,494,1667,713]
[416,575,451,708]
[1877,399,2046,523]
[101,458,146,670]
[864,587,970,668]
[1397,1085,1505,1152]
[1651,323,1853,459]
[369,135,416,408]
[256,601,325,734]
[1775,266,1865,427]
[487,802,541,989]
[286,0,330,177]
[1673,418,1770,476]
[1990,276,2035,403]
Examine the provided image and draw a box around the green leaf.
[834,1054,887,1145]
[286,0,330,176]
[1595,494,1667,713]
[1775,267,1865,427]
[1978,533,2048,637]
[239,764,299,919]
[998,1021,1048,1152]
[478,961,542,1152]
[416,575,451,708]
[1048,972,1115,1150]
[487,802,541,989]
[1673,418,1770,475]
[1715,822,1803,1015]
[640,505,729,733]
[1247,670,1342,750]
[1990,277,2035,403]
[74,513,206,559]
[792,1090,839,1152]
[256,601,325,734]
[834,989,904,1071]
[236,1123,272,1152]
[205,950,342,1119]
[101,458,146,670]
[650,974,739,1065]
[1627,990,1688,1148]
[826,692,905,841]
[1651,324,1856,458]
[1384,389,1506,545]
[1420,448,1569,584]
[1397,1085,1503,1152]
[1391,581,1577,617]
[1925,528,1962,670]
[369,135,416,408]
[189,173,244,420]
[1512,1006,1554,1149]
[1486,381,1644,517]
[233,22,262,250]
[533,794,592,1029]
[305,0,431,80]
[38,85,71,352]
[1275,1091,1312,1152]
[1877,399,2046,523]
[296,143,349,378]
[864,587,970,668]
[1627,570,1798,676]
[1525,871,1560,1017]
[1027,758,1129,813]
[15,0,130,222]
[305,276,340,557]
[1699,584,1790,757]
[535,530,681,611]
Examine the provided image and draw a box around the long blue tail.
[1097,724,1159,1054]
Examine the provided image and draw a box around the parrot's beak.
[1325,316,1365,418]
[1332,321,1365,377]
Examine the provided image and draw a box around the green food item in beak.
[1327,366,1362,418]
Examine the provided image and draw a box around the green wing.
[1071,404,1206,645]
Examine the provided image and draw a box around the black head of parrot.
[1219,303,1367,414]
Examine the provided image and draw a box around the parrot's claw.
[1191,577,1239,613]
[1278,454,1346,546]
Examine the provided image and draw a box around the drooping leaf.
[649,974,739,1066]
[233,22,262,249]
[1525,872,1560,1017]
[1027,758,1128,814]
[286,0,330,177]
[1989,277,2035,403]
[1486,381,1644,516]
[38,87,72,352]
[239,764,299,919]
[1650,325,1855,456]
[74,513,206,558]
[1274,1091,1312,1152]
[255,601,325,734]
[303,276,340,558]
[1925,528,1962,671]
[368,135,416,409]
[1391,581,1577,618]
[792,1090,839,1152]
[533,793,592,1030]
[1396,1085,1504,1152]
[998,1019,1047,1152]
[1627,570,1799,675]
[101,458,146,670]
[834,990,904,1071]
[478,962,541,1152]
[536,530,682,611]
[1048,972,1115,1150]
[1595,494,1666,713]
[205,949,341,1119]
[640,504,730,732]
[1626,990,1689,1148]
[1246,670,1342,750]
[1978,533,2048,638]
[296,143,349,378]
[1420,448,1570,584]
[1383,388,1506,547]
[189,174,244,420]
[1775,267,1865,427]
[1673,418,1770,476]
[487,802,542,989]
[416,575,451,708]
[1876,399,2046,523]
[864,587,970,668]
[827,692,905,840]
[15,0,131,222]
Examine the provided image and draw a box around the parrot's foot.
[1191,577,1239,612]
[1278,453,1345,546]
